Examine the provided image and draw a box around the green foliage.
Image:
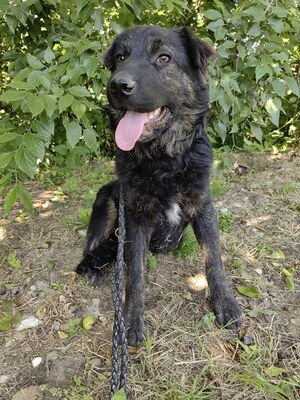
[201,0,300,149]
[0,0,299,214]
[0,299,22,332]
[236,285,261,298]
[7,252,22,269]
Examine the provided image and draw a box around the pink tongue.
[115,110,148,151]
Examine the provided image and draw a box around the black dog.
[76,25,241,346]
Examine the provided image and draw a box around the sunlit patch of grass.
[173,226,199,259]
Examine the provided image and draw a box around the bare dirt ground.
[0,153,299,400]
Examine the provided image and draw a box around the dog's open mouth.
[115,107,169,151]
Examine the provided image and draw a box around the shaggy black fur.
[76,25,241,346]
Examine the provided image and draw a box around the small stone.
[32,357,43,368]
[11,386,43,400]
[59,295,66,303]
[16,316,40,331]
[0,375,10,384]
[242,334,255,346]
[46,351,59,362]
[90,358,102,369]
[254,268,263,275]
[78,230,87,238]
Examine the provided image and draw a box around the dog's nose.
[110,74,136,97]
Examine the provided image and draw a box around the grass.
[173,226,199,258]
[217,210,233,233]
[211,177,229,197]
[65,207,91,231]
[280,182,298,195]
[3,153,299,400]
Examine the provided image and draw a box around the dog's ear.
[177,27,217,73]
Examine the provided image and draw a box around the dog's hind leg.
[75,181,119,287]
[192,202,241,330]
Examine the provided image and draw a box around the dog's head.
[104,26,216,154]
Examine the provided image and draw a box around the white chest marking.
[166,203,181,225]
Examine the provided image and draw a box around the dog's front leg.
[192,202,241,330]
[125,218,151,347]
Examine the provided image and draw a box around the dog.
[76,25,241,347]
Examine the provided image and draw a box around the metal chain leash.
[110,185,128,398]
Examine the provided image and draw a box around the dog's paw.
[127,320,144,347]
[212,291,242,331]
[75,261,104,288]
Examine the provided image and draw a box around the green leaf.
[27,54,44,70]
[71,100,86,119]
[248,23,261,37]
[83,128,98,152]
[66,121,82,148]
[0,152,14,168]
[17,183,33,214]
[23,132,45,160]
[213,120,227,143]
[250,123,263,142]
[206,18,224,31]
[0,90,28,102]
[282,268,295,293]
[82,315,95,330]
[236,286,261,298]
[4,186,18,214]
[27,70,43,87]
[42,94,57,117]
[0,300,22,332]
[15,147,37,178]
[27,94,45,116]
[269,19,285,33]
[255,65,271,82]
[68,86,90,97]
[284,276,295,293]
[203,9,222,20]
[246,6,265,22]
[111,388,127,400]
[271,6,288,18]
[39,75,51,90]
[32,118,55,143]
[266,366,285,377]
[286,76,299,97]
[58,94,74,113]
[265,97,281,126]
[44,47,55,63]
[0,133,18,143]
[0,173,11,187]
[8,81,35,90]
[83,56,98,78]
[268,249,285,259]
[272,79,285,97]
[237,44,246,60]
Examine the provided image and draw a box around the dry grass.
[0,153,299,400]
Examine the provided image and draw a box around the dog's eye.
[157,54,171,64]
[116,54,125,64]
